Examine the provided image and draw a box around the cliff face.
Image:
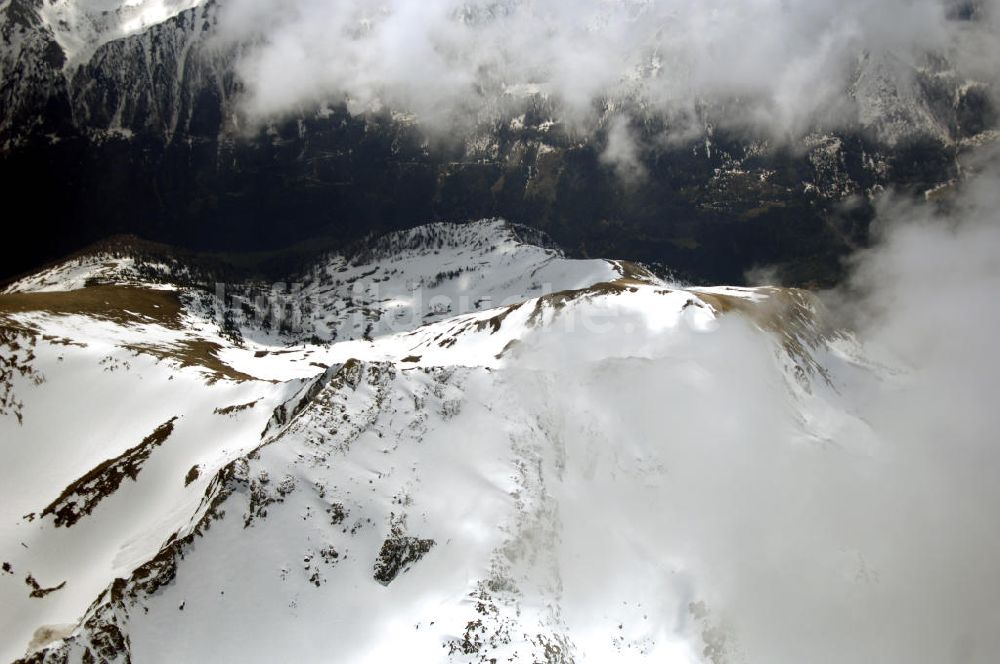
[68,3,228,140]
[0,0,71,142]
[1,0,996,286]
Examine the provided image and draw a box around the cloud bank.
[209,0,1000,654]
[486,148,1000,661]
[217,0,997,138]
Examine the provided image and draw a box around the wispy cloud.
[492,146,1000,661]
[216,0,997,140]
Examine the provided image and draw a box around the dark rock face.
[0,2,995,286]
[373,535,436,586]
[0,0,71,142]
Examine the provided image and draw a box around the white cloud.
[486,149,1000,661]
[215,0,998,139]
[600,114,647,181]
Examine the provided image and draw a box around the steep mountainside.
[1,0,997,285]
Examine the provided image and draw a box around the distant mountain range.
[0,0,996,286]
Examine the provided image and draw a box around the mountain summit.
[1,220,935,663]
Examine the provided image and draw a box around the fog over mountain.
[3,161,999,662]
[221,0,996,137]
[1,0,998,284]
[1,2,1000,663]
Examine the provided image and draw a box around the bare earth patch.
[0,286,183,330]
[40,417,179,527]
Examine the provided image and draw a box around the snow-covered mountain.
[27,0,204,71]
[2,219,936,663]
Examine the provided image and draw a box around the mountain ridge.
[0,219,862,663]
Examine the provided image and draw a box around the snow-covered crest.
[3,216,990,663]
[38,0,205,68]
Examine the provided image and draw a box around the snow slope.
[213,220,623,345]
[1,220,989,663]
[38,0,205,68]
